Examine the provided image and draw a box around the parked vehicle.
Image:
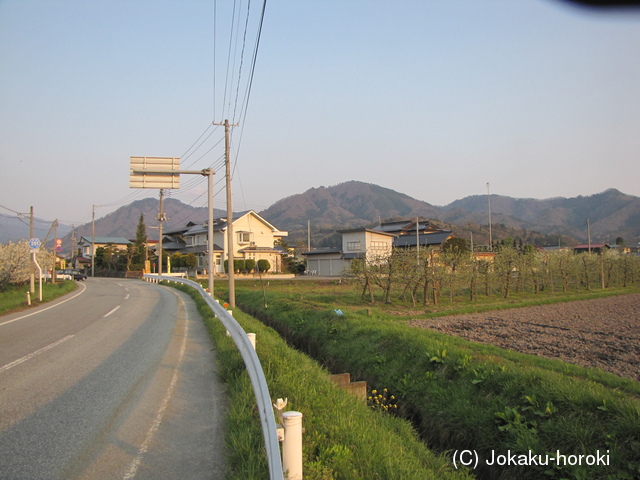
[57,269,87,281]
[44,271,72,280]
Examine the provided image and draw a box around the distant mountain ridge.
[261,182,640,246]
[3,182,639,251]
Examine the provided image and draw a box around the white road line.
[0,335,75,373]
[0,283,87,328]
[124,294,130,300]
[103,305,121,318]
[122,296,189,480]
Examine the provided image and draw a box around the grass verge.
[229,282,640,480]
[0,281,78,315]
[169,282,474,480]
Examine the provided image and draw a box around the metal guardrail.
[144,274,284,480]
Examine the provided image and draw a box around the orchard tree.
[0,241,55,291]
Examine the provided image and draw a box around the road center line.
[0,282,87,328]
[103,305,121,318]
[0,335,75,373]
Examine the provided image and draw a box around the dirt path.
[406,294,640,381]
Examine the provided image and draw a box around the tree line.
[349,238,640,306]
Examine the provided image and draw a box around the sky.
[1,0,640,228]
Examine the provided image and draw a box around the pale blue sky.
[1,0,639,226]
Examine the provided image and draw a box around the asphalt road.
[0,278,227,479]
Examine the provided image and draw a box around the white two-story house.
[162,210,288,274]
[303,228,395,276]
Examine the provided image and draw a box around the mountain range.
[2,181,639,251]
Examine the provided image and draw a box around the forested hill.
[5,182,638,249]
[260,182,640,246]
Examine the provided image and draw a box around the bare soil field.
[406,293,640,381]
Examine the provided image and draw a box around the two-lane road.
[0,278,227,479]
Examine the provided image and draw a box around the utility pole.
[215,119,238,308]
[486,183,493,251]
[157,189,166,276]
[71,225,76,267]
[30,206,35,293]
[206,168,215,296]
[587,219,591,253]
[416,216,420,265]
[91,205,95,277]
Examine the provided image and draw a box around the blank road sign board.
[129,156,180,189]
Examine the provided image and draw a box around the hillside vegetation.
[37,182,640,251]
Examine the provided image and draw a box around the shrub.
[234,259,246,273]
[244,259,256,273]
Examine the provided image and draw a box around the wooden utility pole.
[157,189,166,275]
[71,225,76,266]
[487,183,493,251]
[30,206,35,293]
[91,205,95,277]
[215,119,238,308]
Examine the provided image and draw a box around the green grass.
[169,282,474,480]
[0,281,77,315]
[237,278,640,320]
[220,280,640,480]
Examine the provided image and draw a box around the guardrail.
[144,274,284,480]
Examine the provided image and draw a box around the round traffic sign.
[55,238,62,246]
[56,246,63,252]
[28,238,41,250]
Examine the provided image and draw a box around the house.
[302,219,455,276]
[162,210,288,274]
[373,219,454,248]
[573,244,610,254]
[304,228,396,276]
[77,236,132,258]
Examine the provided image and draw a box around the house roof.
[393,231,453,248]
[574,244,610,249]
[337,228,396,237]
[372,219,448,235]
[238,246,284,254]
[179,244,224,254]
[302,248,342,256]
[78,236,131,245]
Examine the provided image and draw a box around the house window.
[371,241,387,250]
[347,241,362,251]
[238,232,252,244]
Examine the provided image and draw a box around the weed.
[368,388,398,414]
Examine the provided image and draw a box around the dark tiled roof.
[393,232,453,247]
[302,248,342,256]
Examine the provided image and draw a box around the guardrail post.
[282,411,303,480]
[247,333,256,350]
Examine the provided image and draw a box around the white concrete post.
[282,411,303,480]
[247,333,256,350]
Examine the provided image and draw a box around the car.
[44,271,72,280]
[58,269,88,281]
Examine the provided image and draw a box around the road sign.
[29,238,41,252]
[56,246,63,253]
[55,238,62,246]
[129,156,181,189]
